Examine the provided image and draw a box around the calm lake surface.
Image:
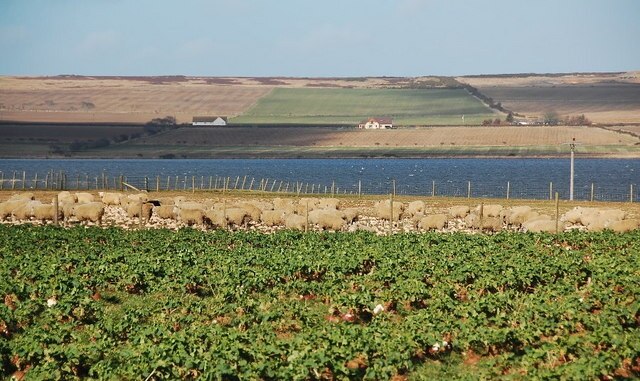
[0,158,638,201]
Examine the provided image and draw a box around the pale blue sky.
[1,0,638,76]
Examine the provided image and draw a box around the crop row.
[1,226,639,379]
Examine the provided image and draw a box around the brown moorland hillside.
[457,71,640,123]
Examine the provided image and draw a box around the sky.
[0,0,638,77]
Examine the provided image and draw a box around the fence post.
[33,173,38,190]
[0,171,3,190]
[270,179,277,193]
[305,200,309,233]
[249,178,254,191]
[331,181,335,195]
[234,176,239,190]
[11,171,16,190]
[119,175,124,192]
[392,179,396,197]
[590,183,594,202]
[358,180,361,197]
[388,193,393,236]
[156,176,160,192]
[631,184,635,203]
[166,176,171,191]
[555,192,560,234]
[144,177,149,192]
[506,181,510,200]
[549,182,553,200]
[241,176,247,190]
[201,176,204,190]
[432,180,436,197]
[21,171,26,190]
[53,194,59,226]
[192,176,195,193]
[95,176,98,190]
[479,202,484,232]
[467,181,471,199]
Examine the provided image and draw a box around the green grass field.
[232,88,499,126]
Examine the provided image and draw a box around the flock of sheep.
[0,191,638,234]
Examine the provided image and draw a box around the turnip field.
[1,225,639,380]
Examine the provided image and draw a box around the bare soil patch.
[457,72,640,123]
[135,126,639,147]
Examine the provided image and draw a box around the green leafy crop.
[0,225,638,379]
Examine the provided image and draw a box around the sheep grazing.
[474,204,503,218]
[448,206,470,219]
[33,203,60,223]
[0,199,29,220]
[179,208,204,226]
[341,208,360,224]
[285,214,307,231]
[224,207,249,226]
[317,198,340,210]
[607,219,640,233]
[72,202,105,224]
[58,191,77,205]
[309,209,345,231]
[155,205,176,220]
[506,206,537,227]
[14,200,44,220]
[99,192,122,206]
[9,192,35,201]
[126,202,154,222]
[374,200,404,222]
[405,201,426,218]
[75,192,95,204]
[522,219,559,233]
[238,203,262,222]
[418,214,447,231]
[260,210,286,227]
[204,209,226,228]
[464,214,503,232]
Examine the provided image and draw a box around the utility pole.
[569,138,575,201]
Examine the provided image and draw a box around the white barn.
[358,118,393,129]
[192,116,228,126]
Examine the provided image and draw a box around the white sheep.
[9,192,35,201]
[309,210,345,231]
[285,214,307,231]
[418,214,447,231]
[260,209,286,227]
[72,202,105,224]
[607,219,639,233]
[522,218,558,233]
[12,200,42,220]
[474,204,503,218]
[75,192,95,204]
[33,203,60,222]
[99,192,122,206]
[374,200,404,222]
[58,191,77,205]
[179,208,204,226]
[448,206,470,219]
[155,205,176,220]
[0,200,28,220]
[405,201,426,218]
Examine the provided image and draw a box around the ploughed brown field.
[457,72,640,123]
[0,76,454,124]
[137,125,638,147]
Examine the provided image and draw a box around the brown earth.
[0,76,453,124]
[136,125,639,147]
[457,72,640,123]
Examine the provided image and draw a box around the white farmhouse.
[358,118,393,129]
[192,116,228,126]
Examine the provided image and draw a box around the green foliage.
[1,225,639,379]
[233,88,496,126]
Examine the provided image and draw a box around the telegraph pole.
[569,138,575,201]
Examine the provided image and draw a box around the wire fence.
[0,170,637,203]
